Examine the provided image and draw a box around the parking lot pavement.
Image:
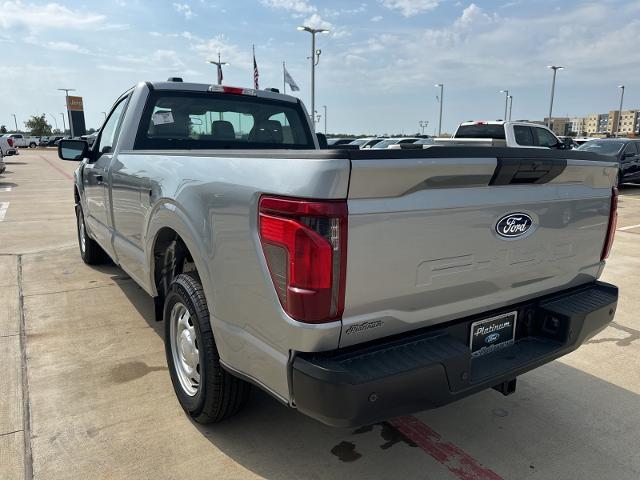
[1,150,639,480]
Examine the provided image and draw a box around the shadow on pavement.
[110,273,640,479]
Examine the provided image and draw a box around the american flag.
[253,47,259,90]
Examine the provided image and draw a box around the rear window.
[455,124,506,139]
[134,91,314,150]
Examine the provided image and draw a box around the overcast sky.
[1,0,639,135]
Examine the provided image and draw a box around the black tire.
[164,273,250,423]
[29,142,36,148]
[75,205,106,264]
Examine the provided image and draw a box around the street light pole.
[207,53,229,86]
[58,88,76,137]
[616,85,625,138]
[546,65,563,129]
[499,90,509,120]
[60,113,66,134]
[508,95,513,121]
[419,120,428,135]
[322,105,327,134]
[297,25,329,130]
[11,114,18,132]
[48,114,58,131]
[435,84,444,136]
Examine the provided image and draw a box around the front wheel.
[29,142,36,148]
[164,274,250,424]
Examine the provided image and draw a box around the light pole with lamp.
[11,114,18,132]
[616,85,625,137]
[57,88,76,137]
[508,95,513,121]
[48,114,58,131]
[434,84,444,136]
[322,105,327,134]
[297,25,329,129]
[207,53,229,85]
[546,65,563,129]
[499,89,509,120]
[419,120,429,135]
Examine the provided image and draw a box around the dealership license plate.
[470,311,517,358]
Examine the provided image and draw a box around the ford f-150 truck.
[58,79,619,427]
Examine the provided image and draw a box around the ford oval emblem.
[496,213,533,238]
[485,333,501,344]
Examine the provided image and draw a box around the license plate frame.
[470,311,517,358]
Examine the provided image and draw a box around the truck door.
[82,96,129,257]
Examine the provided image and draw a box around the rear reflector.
[7,138,13,147]
[259,196,347,324]
[601,186,618,261]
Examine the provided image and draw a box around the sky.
[1,0,639,135]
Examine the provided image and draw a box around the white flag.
[284,66,300,92]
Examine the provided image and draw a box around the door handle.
[95,175,103,184]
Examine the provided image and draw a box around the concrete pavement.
[1,150,639,480]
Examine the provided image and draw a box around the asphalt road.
[1,149,639,480]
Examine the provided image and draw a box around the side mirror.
[58,139,88,161]
[316,133,328,149]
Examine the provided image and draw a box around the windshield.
[577,140,625,156]
[372,139,399,149]
[348,138,369,146]
[455,124,506,139]
[135,91,314,150]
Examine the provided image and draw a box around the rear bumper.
[292,281,618,427]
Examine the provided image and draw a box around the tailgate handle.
[491,157,566,185]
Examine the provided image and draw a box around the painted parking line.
[389,416,503,480]
[0,202,9,221]
[617,223,640,232]
[37,154,74,180]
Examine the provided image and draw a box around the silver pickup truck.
[58,79,619,428]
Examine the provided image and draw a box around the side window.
[97,98,129,154]
[514,126,534,146]
[622,143,637,157]
[534,127,559,148]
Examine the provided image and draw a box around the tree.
[24,114,52,136]
[0,125,6,134]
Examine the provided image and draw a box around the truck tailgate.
[340,148,617,347]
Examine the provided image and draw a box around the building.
[570,117,585,136]
[615,110,639,136]
[606,111,620,135]
[584,114,599,135]
[550,117,570,136]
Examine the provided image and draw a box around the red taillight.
[259,196,347,323]
[7,138,13,147]
[601,186,618,261]
[208,85,257,96]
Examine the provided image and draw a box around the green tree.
[24,114,53,136]
[0,125,6,134]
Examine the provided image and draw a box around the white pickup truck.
[2,133,38,148]
[433,121,565,149]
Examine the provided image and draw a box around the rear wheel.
[75,205,106,264]
[164,273,250,423]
